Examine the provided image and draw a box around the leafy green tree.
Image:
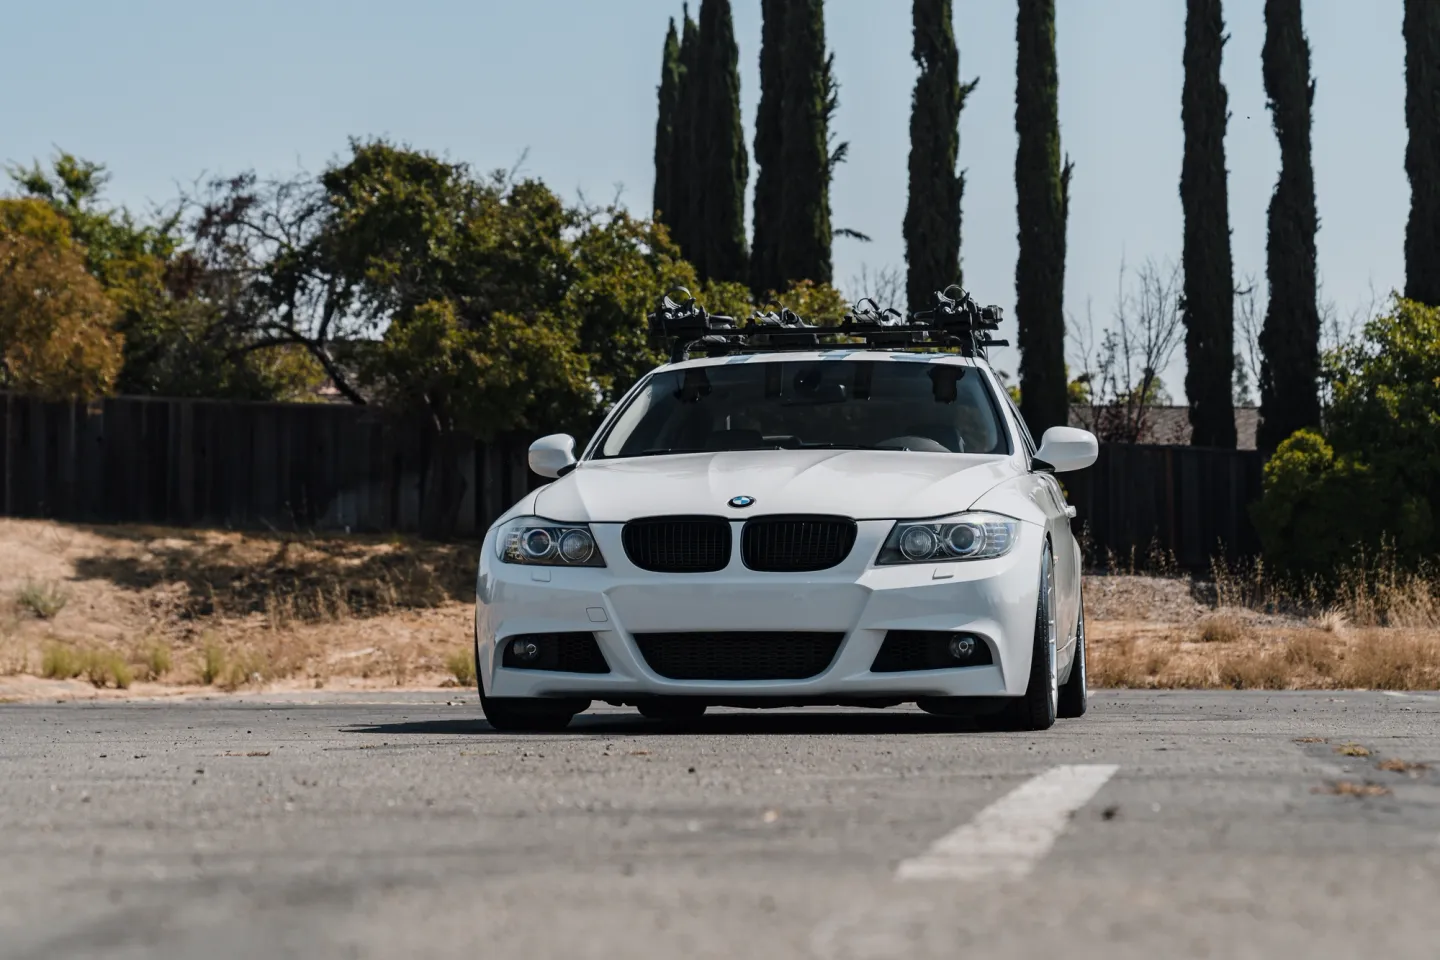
[0,199,123,399]
[11,153,321,400]
[653,19,683,226]
[194,139,705,532]
[750,0,789,298]
[1014,0,1072,437]
[1254,298,1440,577]
[1257,0,1321,452]
[1181,0,1238,448]
[693,0,749,285]
[1404,0,1440,307]
[777,0,835,287]
[905,0,977,309]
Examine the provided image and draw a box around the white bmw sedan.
[474,350,1098,731]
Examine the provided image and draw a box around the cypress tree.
[694,0,749,285]
[1014,0,1071,437]
[750,0,788,298]
[1257,0,1320,452]
[905,0,976,311]
[671,8,703,268]
[653,19,682,229]
[777,0,833,287]
[1180,0,1237,448]
[1404,0,1440,306]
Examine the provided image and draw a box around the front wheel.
[475,637,587,732]
[1057,595,1088,719]
[985,542,1058,732]
[480,690,588,732]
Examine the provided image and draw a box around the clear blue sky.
[1,1,1407,396]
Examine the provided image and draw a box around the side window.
[997,380,1036,457]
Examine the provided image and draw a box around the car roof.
[659,350,988,374]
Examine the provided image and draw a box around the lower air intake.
[633,632,844,680]
[870,630,993,672]
[501,632,610,673]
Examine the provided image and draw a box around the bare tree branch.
[1068,259,1185,443]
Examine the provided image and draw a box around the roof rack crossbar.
[647,285,1008,364]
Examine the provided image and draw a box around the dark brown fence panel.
[0,394,541,537]
[1062,443,1264,572]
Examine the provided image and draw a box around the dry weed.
[1195,612,1245,644]
[41,643,83,680]
[1282,630,1336,675]
[446,648,477,687]
[1376,759,1428,774]
[1317,781,1391,797]
[1335,630,1440,689]
[1216,650,1290,689]
[82,649,132,689]
[1334,743,1372,757]
[15,580,69,620]
[1312,609,1349,634]
[200,640,226,686]
[145,644,172,680]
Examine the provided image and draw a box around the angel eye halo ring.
[877,512,1020,565]
[496,517,606,567]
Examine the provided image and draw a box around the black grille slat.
[741,516,857,572]
[623,516,732,572]
[634,632,844,680]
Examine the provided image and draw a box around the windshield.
[595,358,1011,459]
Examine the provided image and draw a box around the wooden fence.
[1,393,1264,566]
[1061,442,1264,570]
[0,393,541,538]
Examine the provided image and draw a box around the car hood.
[531,450,1017,523]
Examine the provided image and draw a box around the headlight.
[877,512,1019,564]
[495,517,605,567]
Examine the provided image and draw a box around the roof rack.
[647,285,1008,364]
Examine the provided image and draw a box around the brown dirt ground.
[1,519,1436,702]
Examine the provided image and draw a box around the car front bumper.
[475,520,1044,702]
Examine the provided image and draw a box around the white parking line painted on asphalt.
[895,764,1119,882]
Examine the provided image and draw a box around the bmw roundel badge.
[728,495,756,509]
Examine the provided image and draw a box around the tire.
[636,698,708,721]
[475,634,588,732]
[986,542,1058,732]
[1057,594,1088,719]
[480,690,588,732]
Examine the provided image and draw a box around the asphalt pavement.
[2,690,1439,960]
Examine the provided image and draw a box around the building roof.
[1069,405,1259,450]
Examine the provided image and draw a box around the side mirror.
[528,434,576,479]
[1034,426,1098,473]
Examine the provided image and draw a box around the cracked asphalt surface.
[2,690,1438,959]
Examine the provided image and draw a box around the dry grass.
[1195,612,1246,644]
[2,517,1437,700]
[1085,544,1440,691]
[1088,619,1440,691]
[0,518,478,698]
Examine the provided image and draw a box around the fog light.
[511,638,541,662]
[948,635,976,659]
